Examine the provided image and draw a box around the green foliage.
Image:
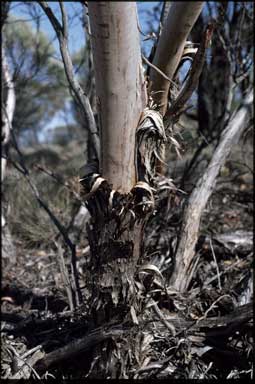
[4,15,69,145]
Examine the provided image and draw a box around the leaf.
[130,305,139,325]
[91,177,106,193]
[139,264,164,281]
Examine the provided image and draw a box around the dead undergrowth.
[1,165,253,379]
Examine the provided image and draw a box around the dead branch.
[165,23,215,119]
[55,241,76,311]
[153,302,253,335]
[9,132,82,307]
[38,1,99,159]
[35,326,126,372]
[142,54,178,87]
[11,301,251,374]
[169,89,253,292]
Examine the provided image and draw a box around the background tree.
[2,2,16,263]
[5,14,69,145]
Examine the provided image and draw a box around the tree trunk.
[169,90,253,292]
[1,41,16,264]
[81,3,149,327]
[88,2,147,193]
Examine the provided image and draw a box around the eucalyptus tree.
[24,1,253,377]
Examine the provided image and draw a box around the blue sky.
[9,2,162,142]
[10,2,161,55]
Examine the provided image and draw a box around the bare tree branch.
[149,2,205,115]
[169,89,253,292]
[38,1,99,159]
[165,22,215,120]
[9,130,82,307]
[35,325,126,372]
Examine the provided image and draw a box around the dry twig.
[38,1,99,159]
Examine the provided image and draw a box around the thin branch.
[151,300,176,336]
[165,22,215,119]
[209,237,222,291]
[33,163,84,204]
[59,1,67,38]
[10,130,82,307]
[38,1,99,159]
[142,54,178,87]
[55,241,75,311]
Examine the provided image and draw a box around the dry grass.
[4,141,85,249]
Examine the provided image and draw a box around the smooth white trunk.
[150,2,204,115]
[88,2,147,192]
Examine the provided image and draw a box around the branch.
[35,326,126,372]
[142,54,177,87]
[38,1,99,159]
[169,89,253,292]
[55,241,75,311]
[59,1,67,38]
[10,131,82,307]
[149,1,205,115]
[165,22,214,119]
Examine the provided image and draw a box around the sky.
[9,1,162,142]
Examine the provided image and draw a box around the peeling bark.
[81,175,153,325]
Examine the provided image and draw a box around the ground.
[1,139,253,379]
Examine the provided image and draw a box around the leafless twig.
[55,241,75,311]
[166,22,215,119]
[151,300,176,336]
[38,1,99,159]
[9,130,82,307]
[209,238,222,291]
[196,294,233,323]
[142,54,178,88]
